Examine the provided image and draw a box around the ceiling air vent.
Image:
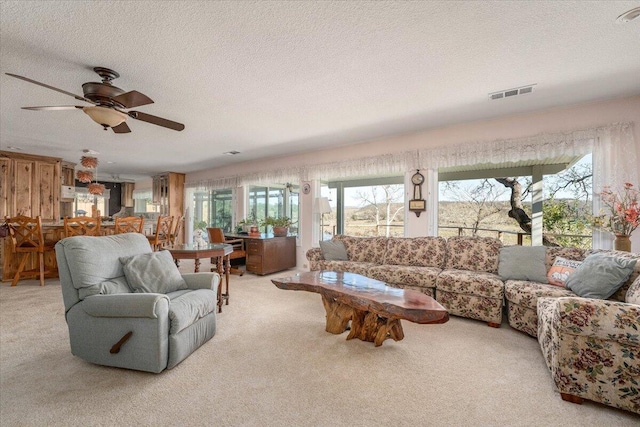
[488,84,536,101]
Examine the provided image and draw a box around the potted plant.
[236,215,258,233]
[261,216,292,237]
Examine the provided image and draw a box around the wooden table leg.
[194,258,201,273]
[224,255,230,305]
[347,309,404,346]
[216,256,224,312]
[321,295,353,334]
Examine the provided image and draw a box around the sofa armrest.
[553,297,640,345]
[306,247,324,262]
[182,272,220,291]
[82,294,170,319]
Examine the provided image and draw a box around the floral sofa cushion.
[445,236,502,273]
[505,281,578,337]
[368,265,441,290]
[537,296,640,414]
[436,269,504,299]
[311,260,378,277]
[333,235,387,264]
[384,237,447,268]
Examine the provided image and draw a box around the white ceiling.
[1,1,639,182]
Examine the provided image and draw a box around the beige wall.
[188,95,640,183]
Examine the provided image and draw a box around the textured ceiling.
[1,1,639,181]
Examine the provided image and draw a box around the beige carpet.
[1,261,638,426]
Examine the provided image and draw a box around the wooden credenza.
[228,234,296,275]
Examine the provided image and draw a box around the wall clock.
[302,182,311,195]
[409,170,426,217]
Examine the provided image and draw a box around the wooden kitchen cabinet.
[0,151,61,221]
[245,235,296,275]
[152,172,185,219]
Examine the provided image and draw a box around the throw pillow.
[319,240,348,261]
[547,257,582,287]
[498,246,548,283]
[626,276,640,305]
[565,252,637,299]
[120,250,188,294]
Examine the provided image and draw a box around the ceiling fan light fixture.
[616,6,640,23]
[82,106,127,127]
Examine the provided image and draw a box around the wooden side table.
[165,243,232,312]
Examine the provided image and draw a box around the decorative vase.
[614,234,631,252]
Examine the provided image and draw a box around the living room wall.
[183,95,639,265]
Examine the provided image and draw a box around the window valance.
[185,122,636,190]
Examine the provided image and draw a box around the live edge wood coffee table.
[271,270,449,346]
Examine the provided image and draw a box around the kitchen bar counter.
[1,222,118,282]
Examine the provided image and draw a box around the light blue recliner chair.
[55,233,219,373]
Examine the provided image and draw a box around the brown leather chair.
[147,215,173,251]
[114,216,145,234]
[63,216,102,237]
[207,227,245,276]
[5,215,55,286]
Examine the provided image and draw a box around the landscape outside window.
[438,154,593,248]
[322,179,405,239]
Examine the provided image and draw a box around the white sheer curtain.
[591,123,638,249]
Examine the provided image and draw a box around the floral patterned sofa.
[537,275,640,414]
[307,235,503,326]
[504,248,640,337]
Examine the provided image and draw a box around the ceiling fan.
[5,67,184,133]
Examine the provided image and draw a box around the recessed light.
[616,7,640,23]
[224,151,241,155]
[107,161,116,164]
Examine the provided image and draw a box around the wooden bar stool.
[114,216,145,234]
[5,215,55,286]
[63,216,102,237]
[147,215,173,251]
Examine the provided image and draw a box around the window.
[329,177,404,237]
[437,154,593,247]
[191,189,233,232]
[74,188,110,217]
[248,185,299,233]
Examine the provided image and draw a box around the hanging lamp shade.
[76,170,93,183]
[88,183,105,196]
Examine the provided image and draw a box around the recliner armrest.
[82,294,170,319]
[182,272,220,291]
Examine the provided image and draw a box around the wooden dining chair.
[114,216,145,234]
[207,227,246,276]
[5,215,55,286]
[170,215,185,246]
[63,216,102,237]
[147,215,174,251]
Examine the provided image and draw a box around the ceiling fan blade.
[21,105,84,111]
[112,122,131,134]
[128,111,185,131]
[6,73,93,103]
[112,90,154,108]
